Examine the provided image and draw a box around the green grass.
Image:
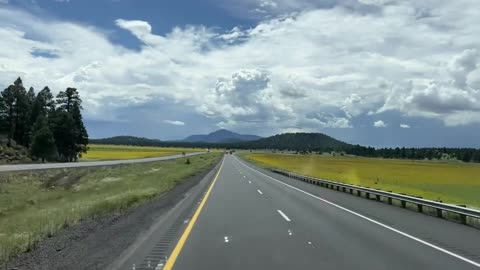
[0,153,221,262]
[81,144,205,160]
[242,153,480,208]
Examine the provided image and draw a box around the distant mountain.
[236,132,352,151]
[183,129,262,143]
[91,132,347,151]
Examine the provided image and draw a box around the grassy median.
[0,153,221,262]
[243,153,480,208]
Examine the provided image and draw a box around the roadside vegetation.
[82,144,204,160]
[0,153,221,263]
[243,153,480,208]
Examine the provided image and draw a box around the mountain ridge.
[183,129,262,143]
[90,131,350,151]
[232,132,352,151]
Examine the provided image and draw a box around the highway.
[118,154,480,270]
[0,152,204,172]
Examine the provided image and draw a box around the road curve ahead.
[165,154,480,270]
[0,152,204,172]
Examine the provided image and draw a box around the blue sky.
[1,0,480,147]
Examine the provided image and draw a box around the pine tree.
[0,85,16,146]
[56,87,81,113]
[71,104,88,159]
[473,150,480,163]
[12,77,32,147]
[50,110,77,161]
[27,87,35,105]
[31,86,55,126]
[54,87,88,161]
[31,115,56,162]
[0,95,5,133]
[461,150,473,162]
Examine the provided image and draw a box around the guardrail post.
[342,187,346,192]
[375,195,380,201]
[417,204,423,213]
[365,192,369,199]
[401,200,406,208]
[460,214,467,225]
[457,205,468,225]
[350,188,353,194]
[357,190,361,197]
[387,197,392,205]
[436,208,443,218]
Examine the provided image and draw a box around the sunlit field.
[81,144,206,160]
[244,153,480,208]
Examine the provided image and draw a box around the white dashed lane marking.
[277,210,291,222]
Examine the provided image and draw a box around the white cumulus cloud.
[373,120,387,128]
[164,120,185,126]
[400,123,410,128]
[2,0,480,134]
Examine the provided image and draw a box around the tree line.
[91,132,480,163]
[346,145,480,163]
[0,77,88,162]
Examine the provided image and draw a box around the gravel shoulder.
[4,161,218,270]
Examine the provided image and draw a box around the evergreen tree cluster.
[0,77,88,162]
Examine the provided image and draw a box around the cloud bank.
[1,0,480,136]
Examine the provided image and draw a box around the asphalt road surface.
[0,152,204,172]
[117,154,480,270]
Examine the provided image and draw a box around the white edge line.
[233,156,480,268]
[257,189,263,195]
[277,209,291,222]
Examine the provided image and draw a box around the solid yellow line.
[163,157,225,270]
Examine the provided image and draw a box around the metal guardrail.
[271,169,480,226]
